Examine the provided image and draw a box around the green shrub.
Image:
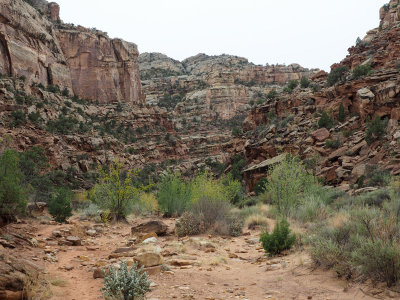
[0,149,27,223]
[48,188,73,223]
[254,177,268,196]
[352,64,372,79]
[28,112,41,124]
[325,138,341,149]
[232,127,242,137]
[267,89,278,100]
[260,218,296,255]
[101,261,151,300]
[263,155,315,216]
[61,88,70,97]
[365,115,387,144]
[47,116,78,134]
[92,161,150,220]
[231,154,246,181]
[300,77,310,88]
[309,204,400,287]
[10,110,26,127]
[157,172,190,217]
[47,84,60,94]
[288,80,298,90]
[338,103,346,122]
[318,111,334,129]
[327,66,349,86]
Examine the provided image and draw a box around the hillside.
[240,0,400,193]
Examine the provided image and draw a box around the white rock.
[142,237,157,244]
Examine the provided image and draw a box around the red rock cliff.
[0,0,144,104]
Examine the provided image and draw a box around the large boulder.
[0,251,42,299]
[311,128,330,142]
[131,220,168,236]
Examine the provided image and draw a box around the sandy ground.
[4,218,399,300]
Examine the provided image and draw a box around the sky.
[56,0,388,71]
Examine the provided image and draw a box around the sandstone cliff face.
[0,0,143,104]
[57,29,144,104]
[0,0,73,89]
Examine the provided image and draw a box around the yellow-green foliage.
[263,155,316,216]
[139,193,158,213]
[157,171,243,216]
[91,160,151,220]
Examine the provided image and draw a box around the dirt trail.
[10,219,398,300]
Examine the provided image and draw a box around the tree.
[300,76,310,88]
[327,66,349,86]
[0,149,27,223]
[263,155,315,216]
[338,103,346,123]
[48,188,73,223]
[318,111,334,129]
[92,160,150,220]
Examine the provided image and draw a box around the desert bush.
[101,261,151,300]
[191,196,231,229]
[48,188,73,223]
[352,64,372,78]
[325,138,341,149]
[365,115,387,144]
[260,218,296,255]
[232,127,242,137]
[318,111,334,129]
[176,197,243,237]
[300,76,310,88]
[175,211,203,237]
[327,66,349,86]
[267,89,278,99]
[245,213,269,230]
[79,202,101,220]
[263,155,315,216]
[157,172,190,217]
[254,177,268,196]
[10,110,26,127]
[92,161,150,220]
[0,149,27,222]
[290,194,328,223]
[309,203,400,286]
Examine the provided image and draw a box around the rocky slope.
[240,0,400,192]
[139,52,318,176]
[0,0,143,104]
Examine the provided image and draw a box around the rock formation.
[0,0,143,104]
[239,1,400,192]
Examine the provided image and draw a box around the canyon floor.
[3,216,399,300]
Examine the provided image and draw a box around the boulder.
[131,220,168,236]
[134,253,163,268]
[311,128,330,142]
[66,236,82,246]
[0,251,42,297]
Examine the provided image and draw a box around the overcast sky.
[56,0,387,71]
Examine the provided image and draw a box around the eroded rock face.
[0,250,42,298]
[57,30,144,104]
[240,2,400,191]
[0,0,143,104]
[0,0,73,90]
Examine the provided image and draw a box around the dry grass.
[49,278,69,287]
[245,214,270,230]
[209,256,227,266]
[329,211,349,229]
[24,275,52,300]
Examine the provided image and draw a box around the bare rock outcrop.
[0,0,143,104]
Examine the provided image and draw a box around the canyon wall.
[0,0,143,104]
